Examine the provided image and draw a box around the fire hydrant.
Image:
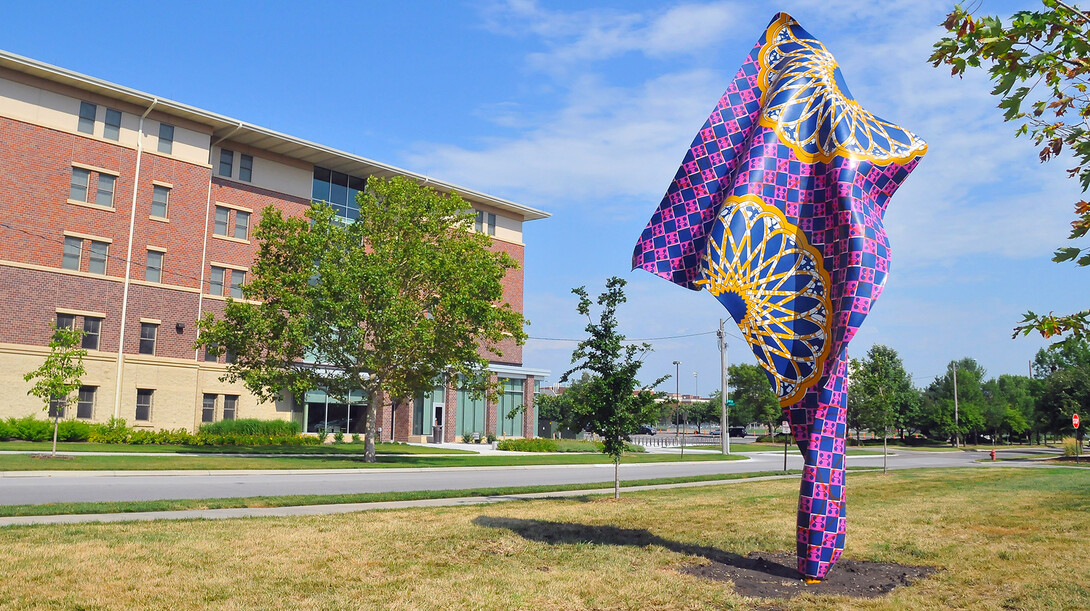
[990,449,996,461]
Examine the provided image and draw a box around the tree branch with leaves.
[23,322,86,457]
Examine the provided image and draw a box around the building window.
[135,389,153,421]
[204,344,219,362]
[219,149,234,177]
[77,101,96,134]
[475,210,496,236]
[88,240,108,275]
[62,236,82,270]
[224,347,236,364]
[312,166,363,222]
[70,167,90,202]
[158,123,174,155]
[151,185,170,218]
[213,206,230,236]
[233,211,250,240]
[210,266,225,296]
[223,395,238,421]
[82,317,101,350]
[239,154,253,182]
[202,394,216,423]
[104,108,122,141]
[229,270,245,299]
[145,250,163,283]
[56,313,76,330]
[48,395,66,419]
[139,322,158,355]
[95,174,116,207]
[76,386,96,419]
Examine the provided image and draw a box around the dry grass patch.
[0,467,1088,609]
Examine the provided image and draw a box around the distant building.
[0,50,548,441]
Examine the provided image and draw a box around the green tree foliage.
[981,375,1034,443]
[197,177,526,462]
[559,277,662,499]
[1037,366,1090,435]
[728,363,780,434]
[23,322,86,456]
[535,373,594,435]
[848,345,918,438]
[932,1,1090,342]
[921,358,987,444]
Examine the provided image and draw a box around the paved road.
[0,449,1020,506]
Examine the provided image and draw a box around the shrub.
[56,420,92,442]
[497,438,559,452]
[333,431,345,444]
[89,417,131,444]
[198,418,300,437]
[461,432,473,443]
[486,432,497,443]
[8,416,52,442]
[0,418,13,440]
[1062,436,1078,457]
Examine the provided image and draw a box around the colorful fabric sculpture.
[632,13,926,581]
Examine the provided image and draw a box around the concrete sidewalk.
[0,473,798,528]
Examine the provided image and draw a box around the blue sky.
[2,0,1082,394]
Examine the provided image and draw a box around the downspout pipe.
[112,98,158,418]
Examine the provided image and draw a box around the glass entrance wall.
[497,378,524,437]
[303,389,367,434]
[412,386,445,436]
[456,387,486,437]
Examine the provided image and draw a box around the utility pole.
[953,360,960,448]
[673,360,682,459]
[718,319,729,455]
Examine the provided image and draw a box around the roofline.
[0,49,550,222]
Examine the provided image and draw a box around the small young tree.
[24,322,86,457]
[560,277,663,499]
[850,345,916,473]
[197,176,526,462]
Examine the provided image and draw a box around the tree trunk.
[882,428,887,475]
[51,412,59,458]
[364,392,378,463]
[614,456,620,500]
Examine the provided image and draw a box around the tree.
[932,1,1090,342]
[728,363,780,434]
[560,277,663,499]
[1033,337,1090,378]
[23,322,86,457]
[535,374,594,436]
[197,176,526,462]
[982,375,1035,444]
[922,358,987,445]
[1037,365,1090,436]
[848,345,917,471]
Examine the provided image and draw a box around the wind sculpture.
[632,13,926,582]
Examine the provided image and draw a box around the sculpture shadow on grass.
[472,516,798,580]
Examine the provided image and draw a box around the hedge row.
[0,416,319,447]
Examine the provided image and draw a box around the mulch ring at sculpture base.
[681,551,935,600]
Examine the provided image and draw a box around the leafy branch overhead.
[931,0,1090,341]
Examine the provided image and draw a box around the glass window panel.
[487,213,496,236]
[82,317,101,350]
[88,241,108,275]
[62,236,82,270]
[202,394,216,422]
[139,323,157,355]
[229,270,245,299]
[77,386,95,419]
[69,167,89,202]
[239,154,253,182]
[95,174,116,207]
[145,250,163,283]
[56,313,76,330]
[330,171,348,205]
[78,101,96,134]
[213,206,229,235]
[151,185,169,218]
[204,343,219,362]
[223,395,237,420]
[158,123,174,154]
[135,389,152,421]
[210,267,224,296]
[312,167,331,202]
[104,108,121,141]
[219,148,233,177]
[234,211,250,240]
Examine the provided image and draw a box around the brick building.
[0,50,549,442]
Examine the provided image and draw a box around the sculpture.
[632,13,926,581]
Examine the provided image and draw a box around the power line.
[529,329,744,343]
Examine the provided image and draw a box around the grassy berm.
[1,467,1088,609]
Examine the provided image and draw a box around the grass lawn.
[0,440,471,455]
[0,450,744,472]
[0,467,1086,609]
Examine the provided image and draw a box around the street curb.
[0,473,800,528]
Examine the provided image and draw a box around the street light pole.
[673,360,682,459]
[953,360,960,448]
[693,371,698,433]
[718,319,729,455]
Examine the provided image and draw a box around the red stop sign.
[1075,414,1081,429]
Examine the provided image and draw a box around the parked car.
[710,428,721,436]
[728,426,747,438]
[635,424,656,435]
